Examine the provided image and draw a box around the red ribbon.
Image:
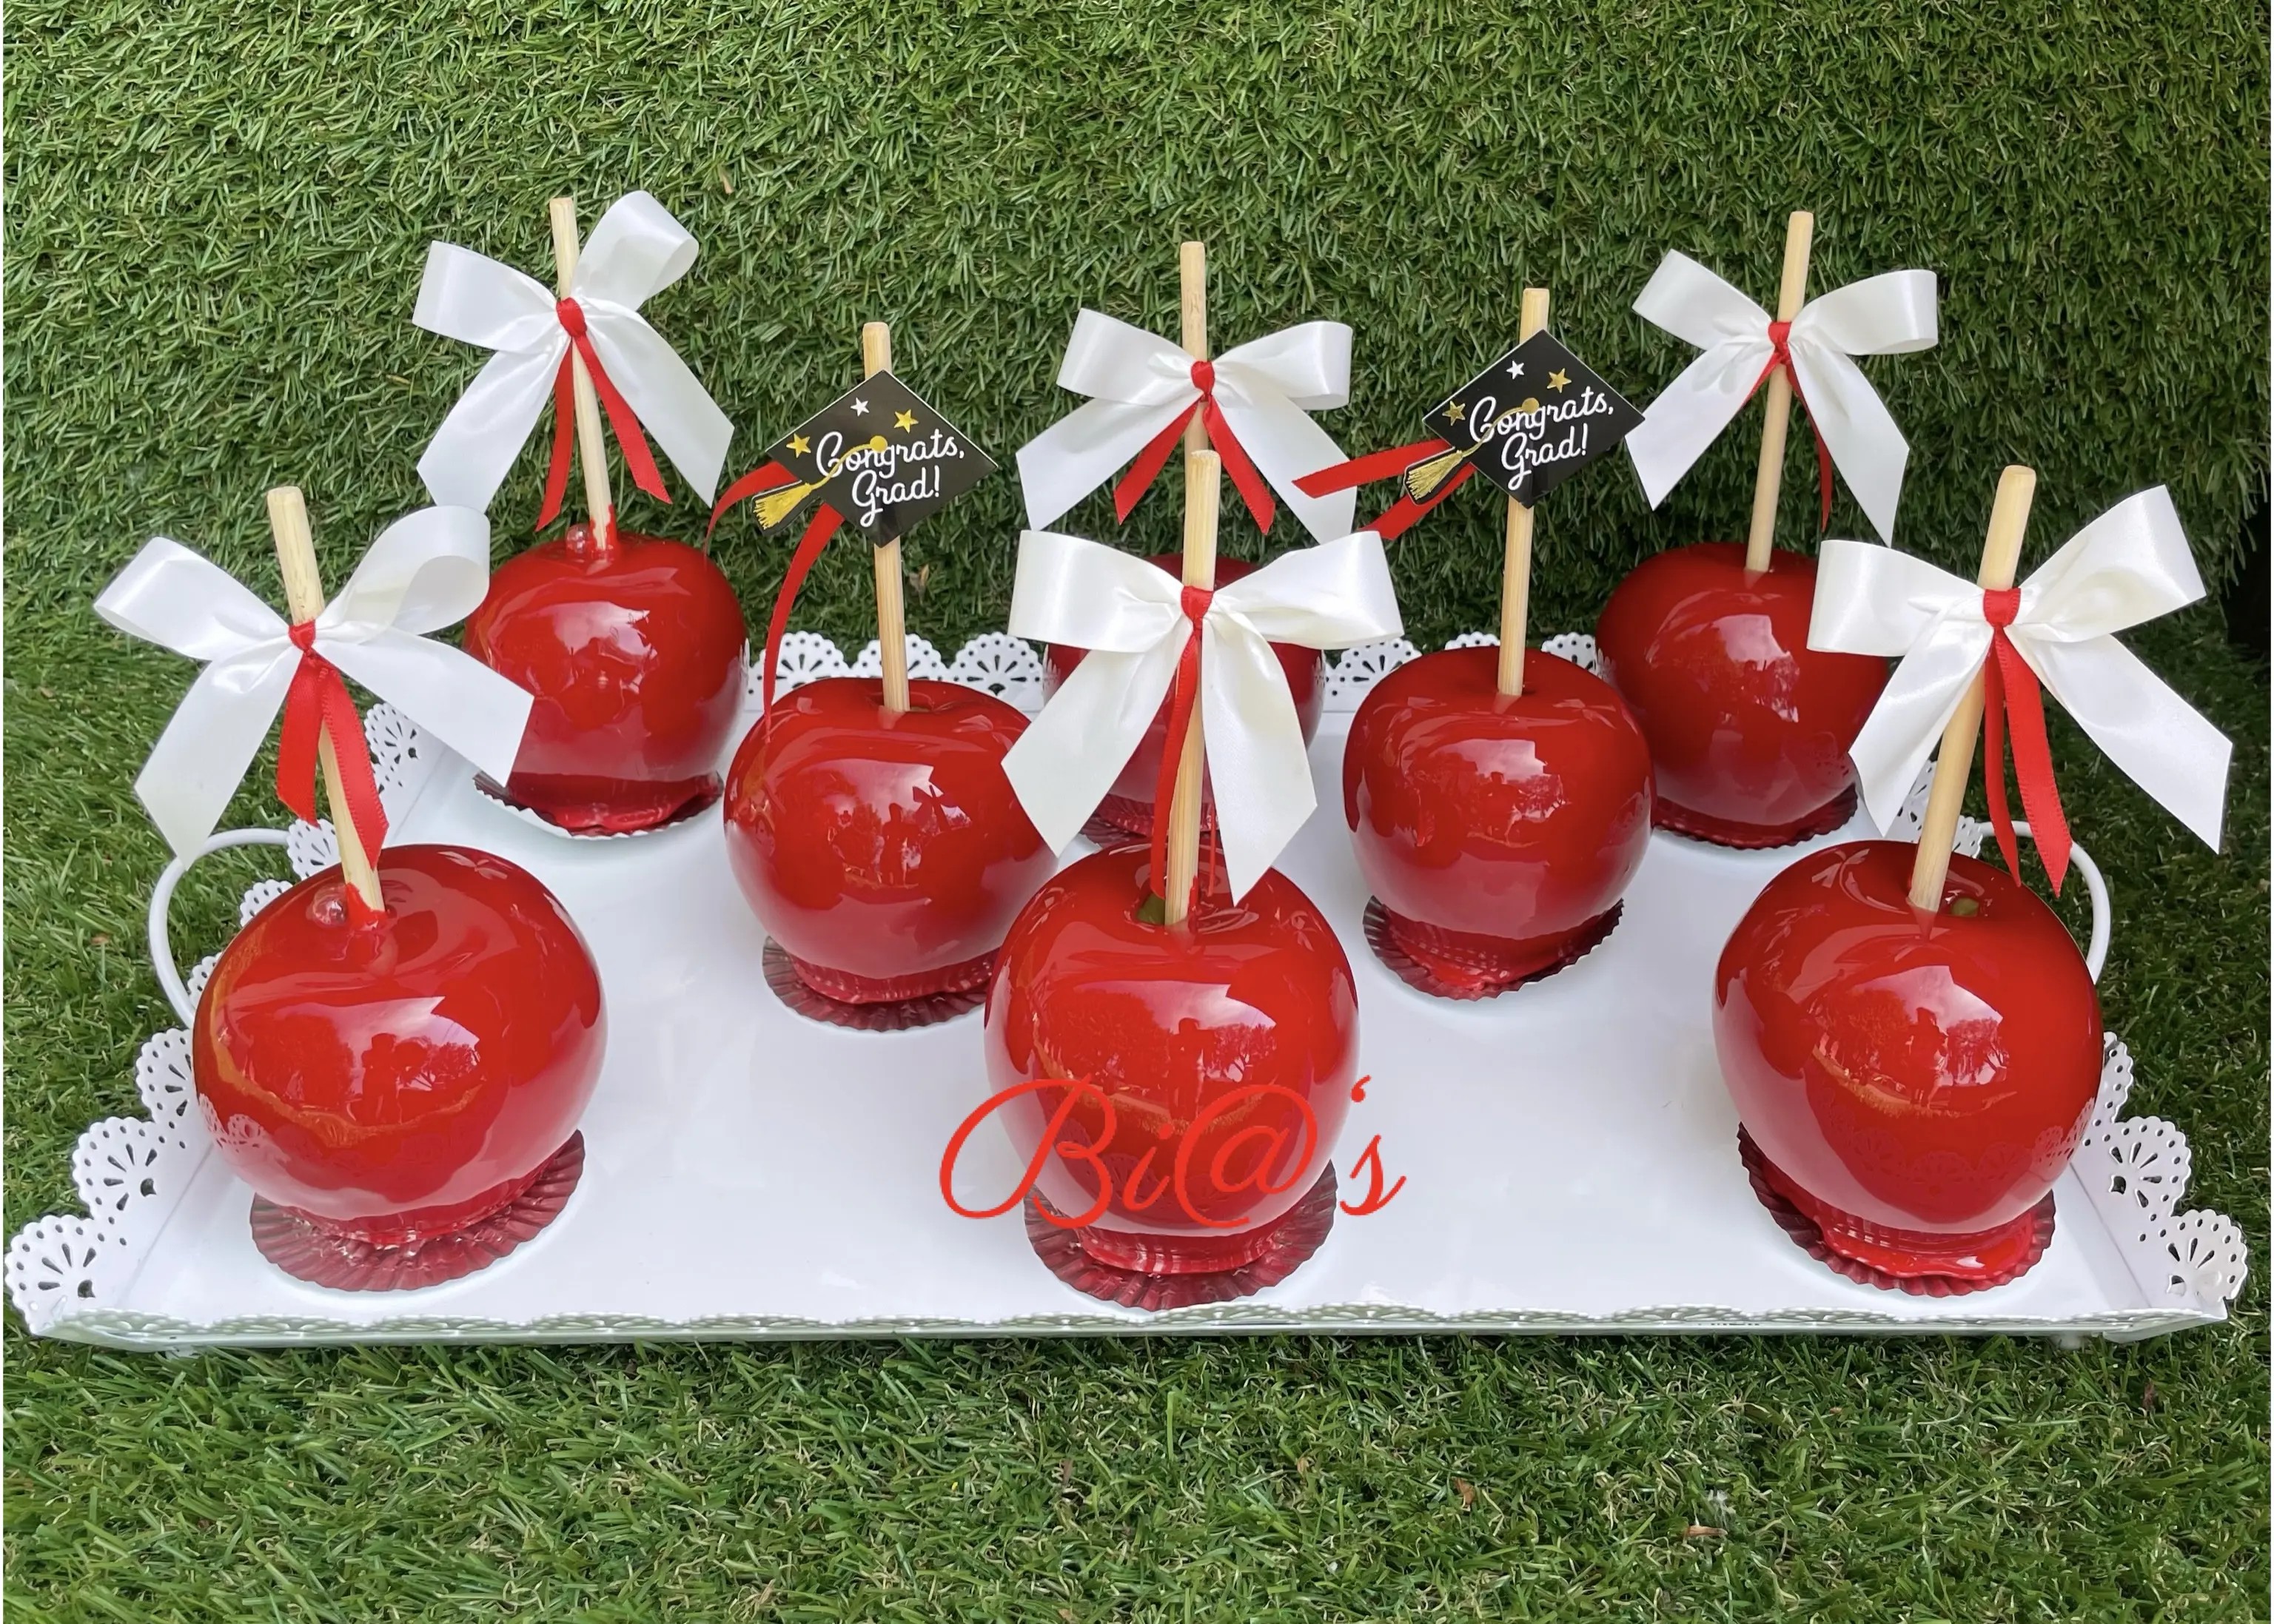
[537,297,673,531]
[1749,319,1835,534]
[707,460,797,543]
[1294,435,1474,540]
[275,622,389,870]
[1147,583,1214,905]
[1979,585,2073,893]
[710,462,848,725]
[1113,360,1279,537]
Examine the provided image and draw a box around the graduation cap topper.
[708,323,1001,726]
[1294,326,1641,540]
[1405,330,1643,508]
[747,370,996,545]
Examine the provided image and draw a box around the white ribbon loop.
[1002,529,1402,900]
[1626,250,1937,542]
[413,190,732,513]
[95,507,535,858]
[1811,486,2229,848]
[1015,310,1358,543]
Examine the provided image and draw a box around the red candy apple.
[1595,543,1888,848]
[1045,554,1324,838]
[724,677,1055,1004]
[1714,839,2103,1286]
[1343,644,1654,994]
[195,844,606,1256]
[464,521,748,835]
[980,844,1358,1275]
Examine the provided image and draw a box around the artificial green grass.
[4,4,2267,1618]
[4,1,2267,646]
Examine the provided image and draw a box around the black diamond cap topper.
[1412,331,1643,506]
[757,370,996,543]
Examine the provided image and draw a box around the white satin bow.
[1626,251,1938,542]
[1003,529,1402,899]
[413,190,733,511]
[95,507,534,858]
[1016,311,1358,542]
[1811,486,2229,846]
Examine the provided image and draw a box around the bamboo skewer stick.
[266,486,384,915]
[548,196,616,550]
[862,321,910,714]
[1180,241,1208,455]
[1496,286,1552,698]
[1907,465,2037,912]
[1160,241,1216,924]
[1162,450,1222,927]
[1744,210,1815,575]
[1158,240,1218,925]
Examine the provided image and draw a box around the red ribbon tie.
[537,296,673,531]
[1147,583,1214,903]
[708,460,848,726]
[1749,318,1836,534]
[1978,585,2073,893]
[1295,435,1469,540]
[1113,359,1279,537]
[757,504,848,725]
[275,621,389,868]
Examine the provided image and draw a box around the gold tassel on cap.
[754,434,890,530]
[1402,441,1481,505]
[1403,395,1541,505]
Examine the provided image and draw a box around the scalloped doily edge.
[7,633,2247,1343]
[749,626,1607,717]
[455,628,1593,839]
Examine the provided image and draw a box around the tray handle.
[147,829,295,1027]
[2010,820,2110,983]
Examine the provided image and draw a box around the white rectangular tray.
[9,634,2246,1346]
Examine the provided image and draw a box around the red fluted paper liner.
[1737,1127,2055,1297]
[472,771,722,840]
[1653,785,1857,850]
[761,939,989,1031]
[1026,1168,1338,1312]
[250,1133,583,1292]
[1363,899,1622,1002]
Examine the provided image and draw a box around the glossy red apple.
[464,521,748,835]
[1343,644,1654,993]
[1595,543,1888,848]
[195,844,606,1247]
[981,844,1357,1275]
[1715,839,2102,1284]
[1045,553,1325,838]
[725,677,1055,1004]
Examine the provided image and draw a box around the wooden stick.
[1153,241,1214,923]
[1496,286,1552,698]
[1163,450,1221,927]
[862,321,910,714]
[1744,210,1815,574]
[1908,465,2037,911]
[266,486,383,915]
[549,196,616,549]
[1179,242,1207,454]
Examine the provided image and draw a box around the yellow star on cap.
[788,433,811,455]
[1547,369,1571,392]
[894,409,917,432]
[1443,401,1465,423]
